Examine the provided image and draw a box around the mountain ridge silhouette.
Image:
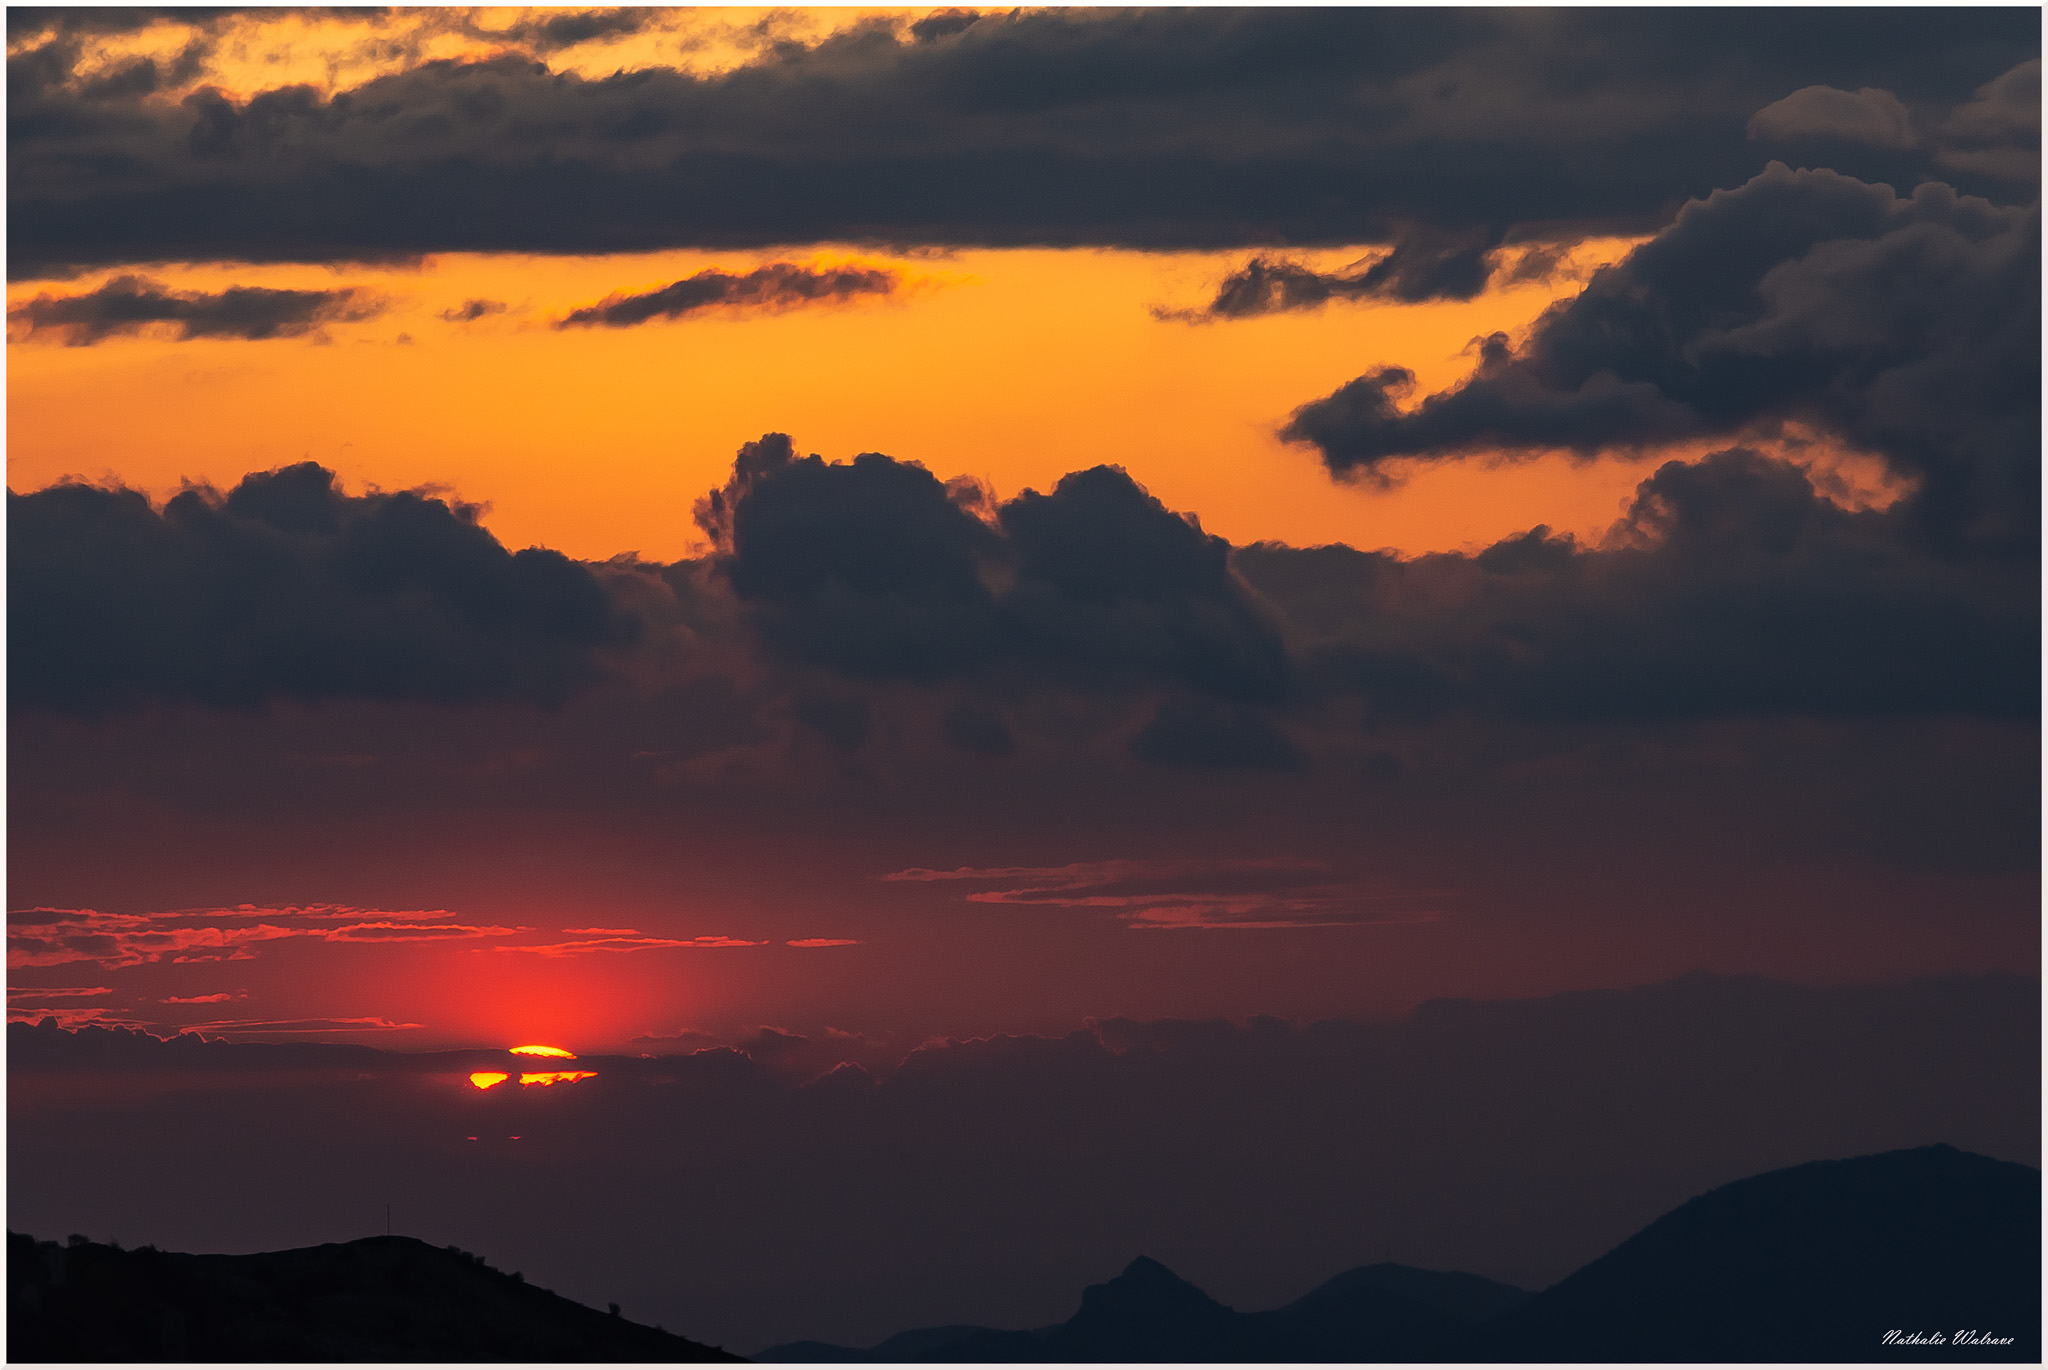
[757,1144,2039,1362]
[7,1230,742,1362]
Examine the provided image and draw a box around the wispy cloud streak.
[557,263,898,328]
[6,907,527,970]
[497,930,765,957]
[884,859,1450,929]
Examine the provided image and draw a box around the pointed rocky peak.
[1075,1255,1230,1320]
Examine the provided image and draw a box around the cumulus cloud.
[7,11,2035,276]
[9,463,629,715]
[885,859,1446,929]
[557,263,899,328]
[1237,447,2039,723]
[1748,85,1920,149]
[7,275,381,344]
[14,414,2035,759]
[1281,164,2040,559]
[695,436,1292,714]
[1934,59,2041,183]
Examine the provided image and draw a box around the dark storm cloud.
[1282,164,2041,559]
[9,464,627,716]
[693,434,1004,682]
[8,274,381,344]
[7,10,2035,274]
[694,437,1290,708]
[556,263,898,329]
[1236,448,2039,724]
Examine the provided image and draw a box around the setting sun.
[5,7,2035,1361]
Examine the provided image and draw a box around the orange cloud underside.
[25,9,961,102]
[7,244,1661,560]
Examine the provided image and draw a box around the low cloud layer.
[13,428,2035,753]
[8,275,381,344]
[1239,448,2038,724]
[557,263,898,328]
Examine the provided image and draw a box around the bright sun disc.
[509,1044,576,1059]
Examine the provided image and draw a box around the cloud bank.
[8,11,2035,276]
[9,463,628,714]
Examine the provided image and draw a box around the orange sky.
[8,240,1688,561]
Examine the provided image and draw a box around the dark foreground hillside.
[1475,1144,2041,1362]
[759,1145,2039,1362]
[7,1230,742,1362]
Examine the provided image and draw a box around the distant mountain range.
[9,1144,2034,1362]
[7,1230,741,1362]
[758,1145,2040,1362]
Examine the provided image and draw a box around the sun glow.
[468,1066,598,1089]
[509,1044,577,1059]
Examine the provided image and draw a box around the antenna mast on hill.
[386,1204,392,1236]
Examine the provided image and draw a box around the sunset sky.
[7,7,2040,1350]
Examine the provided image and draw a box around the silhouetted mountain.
[1245,1263,1531,1360]
[755,1256,1526,1362]
[7,1231,741,1362]
[1475,1144,2041,1362]
[1043,1255,1257,1361]
[1294,1262,1532,1321]
[757,1145,2038,1362]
